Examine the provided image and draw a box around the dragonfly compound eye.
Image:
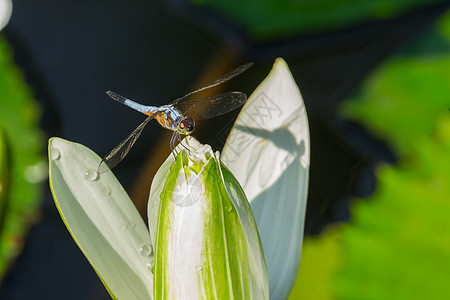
[179,116,195,134]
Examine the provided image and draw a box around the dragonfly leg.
[177,134,191,155]
[170,132,178,161]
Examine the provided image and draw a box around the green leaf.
[0,36,44,279]
[223,58,310,299]
[0,128,9,224]
[189,0,439,41]
[337,44,450,299]
[49,138,153,300]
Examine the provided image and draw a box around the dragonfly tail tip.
[106,91,121,102]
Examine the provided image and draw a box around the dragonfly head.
[177,116,195,135]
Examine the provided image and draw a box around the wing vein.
[98,115,154,173]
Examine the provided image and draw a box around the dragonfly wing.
[171,62,253,105]
[98,115,154,173]
[173,91,247,121]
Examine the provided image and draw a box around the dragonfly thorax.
[154,106,194,135]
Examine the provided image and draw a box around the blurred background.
[0,0,449,299]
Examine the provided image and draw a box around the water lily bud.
[149,137,269,299]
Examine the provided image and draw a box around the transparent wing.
[171,62,253,105]
[98,115,154,173]
[172,91,247,121]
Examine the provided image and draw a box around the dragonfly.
[98,62,253,173]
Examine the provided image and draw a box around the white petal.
[147,136,211,245]
[222,58,310,299]
[49,138,153,300]
[0,0,12,30]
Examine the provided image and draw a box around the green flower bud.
[149,137,269,300]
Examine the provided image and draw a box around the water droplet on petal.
[225,205,233,212]
[84,169,98,181]
[139,244,153,257]
[130,222,136,229]
[50,148,60,161]
[146,263,153,272]
[196,265,202,272]
[119,224,128,231]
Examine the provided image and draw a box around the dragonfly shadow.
[231,124,308,297]
[233,124,305,159]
